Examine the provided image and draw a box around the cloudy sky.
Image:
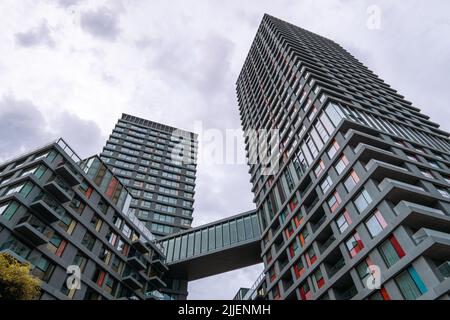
[0,0,449,299]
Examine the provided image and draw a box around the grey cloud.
[50,111,106,159]
[80,7,121,41]
[0,95,51,161]
[56,0,84,8]
[15,20,55,48]
[0,95,105,162]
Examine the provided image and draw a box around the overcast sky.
[0,0,449,299]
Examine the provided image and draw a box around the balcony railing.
[243,272,266,300]
[437,261,450,279]
[328,257,345,277]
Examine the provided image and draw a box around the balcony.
[412,228,450,245]
[151,258,169,273]
[127,255,147,271]
[122,272,144,290]
[44,176,74,203]
[0,249,28,264]
[148,275,166,290]
[30,199,60,223]
[132,239,150,254]
[437,261,450,279]
[55,162,81,186]
[13,215,50,246]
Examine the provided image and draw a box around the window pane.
[230,221,237,244]
[380,240,400,267]
[194,231,201,255]
[244,217,253,239]
[173,237,181,261]
[201,229,208,253]
[223,222,230,246]
[208,227,215,251]
[180,235,187,259]
[237,218,245,241]
[396,270,421,300]
[215,225,223,248]
[187,233,194,257]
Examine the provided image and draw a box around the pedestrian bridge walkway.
[157,210,262,281]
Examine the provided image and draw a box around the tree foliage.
[0,252,41,300]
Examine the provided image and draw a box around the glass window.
[201,229,208,253]
[185,233,194,258]
[215,225,223,248]
[230,220,237,244]
[73,252,88,273]
[81,232,95,250]
[344,170,360,192]
[244,216,253,239]
[365,210,387,237]
[327,140,340,159]
[208,228,215,251]
[334,155,349,175]
[395,267,427,300]
[237,218,245,241]
[345,232,364,258]
[354,189,372,213]
[166,239,174,261]
[194,231,201,255]
[173,237,181,260]
[223,222,230,246]
[336,210,352,233]
[0,201,19,220]
[356,258,372,286]
[320,175,333,193]
[368,287,391,300]
[180,235,188,259]
[327,191,342,213]
[379,235,405,267]
[325,103,344,127]
[314,161,325,178]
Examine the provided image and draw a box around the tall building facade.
[236,15,450,300]
[100,114,198,238]
[0,139,167,300]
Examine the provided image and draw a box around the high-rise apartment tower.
[236,14,450,300]
[100,114,198,238]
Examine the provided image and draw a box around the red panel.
[390,235,405,258]
[55,240,67,257]
[105,177,118,198]
[97,271,106,287]
[85,187,93,199]
[380,287,391,300]
[317,278,325,288]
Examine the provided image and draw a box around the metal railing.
[56,138,82,164]
[243,272,266,300]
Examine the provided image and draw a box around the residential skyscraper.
[0,139,168,300]
[236,14,450,300]
[100,114,198,238]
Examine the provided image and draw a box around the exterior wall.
[236,14,450,300]
[0,139,167,300]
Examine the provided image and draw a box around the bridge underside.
[165,239,262,281]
